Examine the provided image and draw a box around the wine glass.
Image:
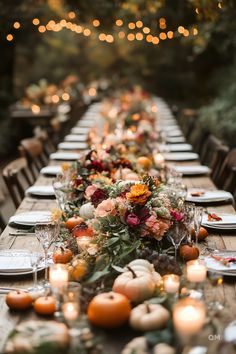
[52,174,71,211]
[193,207,204,246]
[207,271,224,313]
[168,222,188,260]
[35,221,59,288]
[183,203,195,242]
[27,251,45,297]
[176,183,188,207]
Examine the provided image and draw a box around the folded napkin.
[58,142,88,150]
[174,165,210,175]
[163,152,199,161]
[40,166,62,176]
[64,134,87,142]
[25,185,55,197]
[187,190,233,203]
[50,152,81,161]
[159,143,192,152]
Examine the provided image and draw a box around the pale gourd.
[112,267,156,302]
[153,343,175,354]
[129,303,170,331]
[128,259,154,273]
[121,336,148,354]
[79,202,95,220]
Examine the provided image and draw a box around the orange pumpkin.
[87,292,131,328]
[68,258,87,281]
[52,247,73,264]
[137,156,152,170]
[65,216,84,230]
[6,291,32,310]
[179,244,199,262]
[34,296,56,315]
[72,222,94,238]
[191,227,209,242]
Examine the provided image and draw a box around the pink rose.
[95,199,117,218]
[85,185,97,198]
[170,210,184,222]
[125,213,140,227]
[145,214,169,240]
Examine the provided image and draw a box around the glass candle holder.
[173,297,206,336]
[49,264,69,293]
[186,260,207,283]
[163,274,180,294]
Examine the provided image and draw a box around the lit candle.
[49,264,69,291]
[163,274,180,294]
[62,302,80,321]
[31,104,40,114]
[186,260,207,283]
[173,298,206,335]
[154,153,165,167]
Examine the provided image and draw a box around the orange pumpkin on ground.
[179,244,199,262]
[191,227,209,242]
[137,156,153,170]
[6,291,32,311]
[52,247,73,264]
[34,296,56,315]
[87,292,131,328]
[65,216,84,230]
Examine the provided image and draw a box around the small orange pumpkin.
[137,156,152,170]
[68,258,87,281]
[179,244,199,262]
[72,222,94,238]
[6,291,32,310]
[34,296,56,315]
[191,227,209,242]
[52,247,73,264]
[87,291,131,328]
[65,216,84,230]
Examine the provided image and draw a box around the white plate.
[9,211,52,227]
[160,143,192,152]
[166,136,186,143]
[58,142,88,150]
[163,152,199,161]
[166,130,183,137]
[202,213,236,229]
[40,166,62,176]
[77,120,94,127]
[174,165,210,176]
[203,255,236,276]
[187,190,233,203]
[71,127,90,134]
[25,185,55,197]
[64,134,87,142]
[50,152,81,161]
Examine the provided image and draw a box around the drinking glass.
[35,221,59,287]
[168,222,187,260]
[193,207,204,246]
[207,271,224,312]
[183,203,195,242]
[52,174,71,211]
[62,282,81,337]
[27,251,45,296]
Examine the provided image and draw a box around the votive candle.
[163,274,180,294]
[49,264,69,291]
[186,260,207,283]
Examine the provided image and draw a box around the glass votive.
[186,260,207,283]
[62,301,80,322]
[49,264,69,293]
[63,282,81,302]
[163,274,180,294]
[173,297,206,336]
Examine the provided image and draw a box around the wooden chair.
[215,149,236,190]
[179,108,197,139]
[200,134,226,166]
[3,157,32,209]
[0,189,6,231]
[34,127,56,158]
[188,126,209,156]
[211,145,229,186]
[18,137,48,181]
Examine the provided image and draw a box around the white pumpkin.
[121,336,148,354]
[153,343,175,354]
[79,202,95,220]
[128,259,154,273]
[112,267,156,302]
[129,303,170,331]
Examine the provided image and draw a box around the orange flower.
[126,184,151,205]
[61,162,70,172]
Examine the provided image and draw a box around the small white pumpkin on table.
[129,303,170,331]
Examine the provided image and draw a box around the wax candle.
[186,260,207,283]
[62,302,80,321]
[163,274,180,294]
[173,298,205,335]
[154,153,165,167]
[49,264,69,291]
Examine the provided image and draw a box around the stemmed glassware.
[193,206,204,246]
[182,203,195,242]
[168,221,188,261]
[52,174,72,212]
[35,221,59,288]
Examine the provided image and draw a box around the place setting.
[64,134,88,142]
[58,141,89,150]
[25,185,56,199]
[186,188,233,204]
[163,152,199,161]
[49,152,81,161]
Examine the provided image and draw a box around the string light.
[159,32,167,40]
[51,94,60,103]
[143,27,150,34]
[136,32,143,41]
[116,19,123,26]
[195,8,200,14]
[106,34,114,43]
[183,29,189,37]
[75,25,83,33]
[83,28,91,36]
[92,19,100,27]
[128,22,135,30]
[152,36,159,44]
[136,20,143,28]
[38,25,46,33]
[13,22,21,29]
[32,18,40,25]
[178,26,185,34]
[146,34,153,43]
[118,31,125,39]
[62,93,70,101]
[6,34,13,41]
[99,33,106,41]
[193,27,198,35]
[68,11,76,19]
[127,33,135,41]
[218,2,223,9]
[167,31,173,39]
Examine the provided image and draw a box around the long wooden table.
[1,111,236,353]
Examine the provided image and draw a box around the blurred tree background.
[0,0,236,157]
